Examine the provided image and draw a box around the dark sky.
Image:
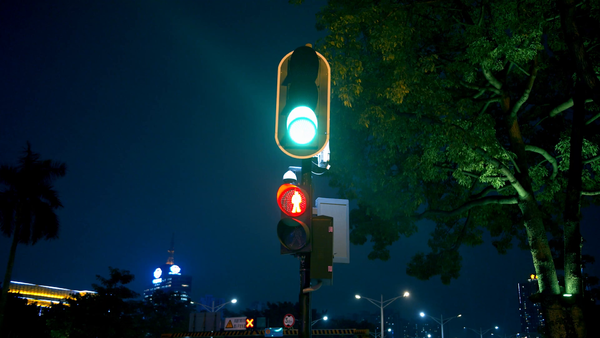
[1,1,599,337]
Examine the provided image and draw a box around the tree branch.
[549,98,593,118]
[586,111,600,125]
[471,185,497,199]
[483,69,503,90]
[415,195,518,220]
[460,81,502,96]
[479,98,501,115]
[475,148,531,200]
[581,190,600,196]
[583,154,600,165]
[525,145,559,179]
[510,56,539,121]
[509,62,531,77]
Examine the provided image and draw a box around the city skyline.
[1,1,599,337]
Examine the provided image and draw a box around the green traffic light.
[287,106,318,144]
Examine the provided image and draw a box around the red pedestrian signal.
[277,184,308,217]
[276,184,312,255]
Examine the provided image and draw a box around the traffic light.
[276,183,312,254]
[275,45,330,159]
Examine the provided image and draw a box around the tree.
[0,292,49,338]
[306,0,600,337]
[0,143,66,333]
[45,267,142,338]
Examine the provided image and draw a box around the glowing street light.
[464,326,499,338]
[419,312,461,338]
[197,298,237,312]
[355,292,410,338]
[312,315,328,326]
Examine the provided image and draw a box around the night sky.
[1,2,599,337]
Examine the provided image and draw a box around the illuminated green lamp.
[287,106,318,145]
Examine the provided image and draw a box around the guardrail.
[162,329,370,338]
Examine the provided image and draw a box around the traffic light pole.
[299,158,312,338]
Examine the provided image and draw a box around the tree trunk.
[0,223,20,334]
[502,92,568,338]
[560,87,587,338]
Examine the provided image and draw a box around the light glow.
[291,191,302,213]
[277,184,307,217]
[154,268,162,278]
[287,106,317,144]
[169,265,181,274]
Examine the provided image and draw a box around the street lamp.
[464,326,499,338]
[197,298,237,312]
[355,292,410,338]
[419,312,461,338]
[312,316,328,326]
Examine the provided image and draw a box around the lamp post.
[464,326,499,338]
[312,316,328,326]
[419,312,461,338]
[198,298,237,312]
[355,292,410,338]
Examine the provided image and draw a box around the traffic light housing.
[276,45,330,159]
[276,184,312,255]
[310,216,333,285]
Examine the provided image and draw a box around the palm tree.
[0,143,66,331]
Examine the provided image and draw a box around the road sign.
[224,317,247,331]
[246,318,255,328]
[283,314,295,328]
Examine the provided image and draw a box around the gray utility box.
[315,198,350,264]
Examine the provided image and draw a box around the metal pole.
[299,158,312,338]
[440,315,444,338]
[380,295,384,338]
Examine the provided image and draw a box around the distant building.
[143,236,192,303]
[7,280,96,307]
[350,310,433,338]
[518,274,544,338]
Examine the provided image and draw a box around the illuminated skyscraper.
[518,274,544,338]
[143,236,192,303]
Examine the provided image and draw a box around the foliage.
[0,142,66,244]
[45,267,142,338]
[0,143,66,333]
[0,293,49,338]
[41,267,194,338]
[314,0,600,286]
